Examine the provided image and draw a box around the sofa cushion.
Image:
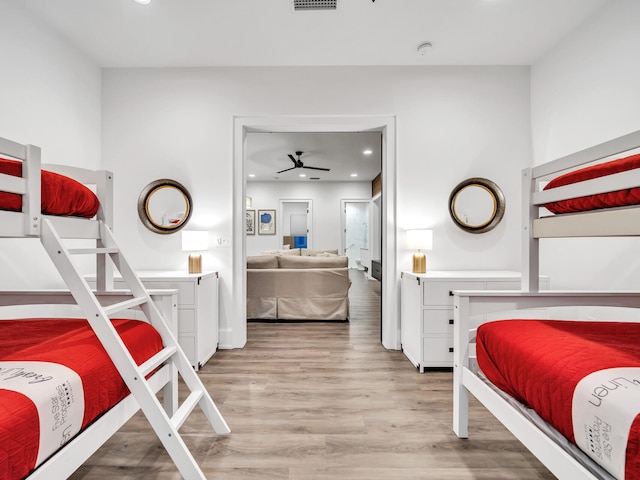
[278,255,348,269]
[247,255,279,269]
[300,248,339,256]
[261,248,301,256]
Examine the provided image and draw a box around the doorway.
[232,115,397,350]
[341,200,370,270]
[280,199,312,250]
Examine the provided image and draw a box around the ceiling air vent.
[309,177,321,180]
[293,0,337,11]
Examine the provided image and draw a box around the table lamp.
[181,231,209,274]
[406,229,433,274]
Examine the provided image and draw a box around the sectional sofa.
[246,250,350,321]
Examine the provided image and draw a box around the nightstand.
[400,271,549,372]
[88,271,219,370]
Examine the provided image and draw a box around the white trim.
[232,115,398,350]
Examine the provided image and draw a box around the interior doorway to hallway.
[280,199,312,250]
[232,115,397,351]
[342,200,371,271]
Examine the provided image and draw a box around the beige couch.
[247,254,350,321]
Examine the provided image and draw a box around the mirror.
[448,177,505,234]
[137,179,193,234]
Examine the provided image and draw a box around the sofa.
[246,252,350,321]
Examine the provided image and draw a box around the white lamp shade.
[406,229,433,250]
[182,231,209,252]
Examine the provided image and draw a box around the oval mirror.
[137,179,193,234]
[448,177,505,234]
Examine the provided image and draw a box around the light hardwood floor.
[71,270,555,479]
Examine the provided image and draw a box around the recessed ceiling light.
[299,173,306,177]
[248,173,255,178]
[134,0,151,4]
[363,149,373,155]
[351,173,358,177]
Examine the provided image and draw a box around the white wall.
[246,181,371,256]
[531,0,640,289]
[0,2,102,288]
[102,66,531,347]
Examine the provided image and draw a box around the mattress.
[477,319,640,480]
[543,153,640,214]
[0,158,100,218]
[0,318,163,480]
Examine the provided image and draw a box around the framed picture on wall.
[258,209,276,235]
[246,209,255,235]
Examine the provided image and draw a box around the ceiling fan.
[277,151,331,174]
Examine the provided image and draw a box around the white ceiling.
[246,132,382,183]
[21,0,606,68]
[18,0,608,182]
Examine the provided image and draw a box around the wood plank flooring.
[71,270,555,479]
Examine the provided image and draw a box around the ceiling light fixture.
[351,173,358,177]
[417,42,433,55]
[299,173,306,177]
[134,0,151,4]
[363,149,373,155]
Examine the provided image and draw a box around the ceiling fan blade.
[287,154,297,165]
[277,166,297,174]
[302,166,331,171]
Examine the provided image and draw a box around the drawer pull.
[449,347,454,353]
[449,319,454,325]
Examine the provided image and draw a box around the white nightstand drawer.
[423,281,484,306]
[179,335,196,364]
[423,336,454,364]
[422,309,454,335]
[142,280,195,306]
[179,308,196,334]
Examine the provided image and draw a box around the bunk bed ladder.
[40,218,230,479]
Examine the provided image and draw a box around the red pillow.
[543,153,640,214]
[0,158,100,218]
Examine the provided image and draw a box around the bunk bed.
[0,136,229,479]
[452,129,640,480]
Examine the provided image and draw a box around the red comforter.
[0,158,100,218]
[0,318,163,480]
[477,320,640,479]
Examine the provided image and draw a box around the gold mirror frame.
[448,177,505,234]
[137,179,193,234]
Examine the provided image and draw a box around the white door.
[342,200,370,269]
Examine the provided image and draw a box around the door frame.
[232,115,398,350]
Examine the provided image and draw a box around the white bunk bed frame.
[0,136,230,479]
[453,129,640,480]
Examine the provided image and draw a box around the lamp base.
[188,253,202,274]
[412,251,426,274]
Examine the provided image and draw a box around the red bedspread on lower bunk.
[477,320,640,480]
[0,318,163,480]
